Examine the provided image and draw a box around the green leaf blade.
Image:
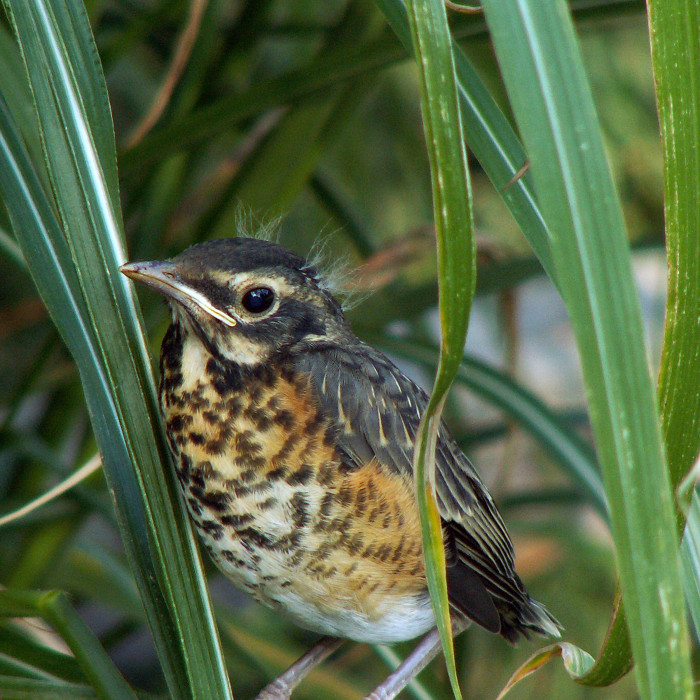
[481,2,693,697]
[649,0,700,651]
[1,2,232,698]
[648,0,700,518]
[400,0,477,696]
[0,589,136,700]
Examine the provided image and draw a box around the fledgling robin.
[121,238,560,696]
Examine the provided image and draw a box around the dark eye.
[241,287,275,314]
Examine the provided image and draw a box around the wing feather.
[295,345,515,569]
[294,340,561,640]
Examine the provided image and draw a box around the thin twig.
[500,159,531,192]
[126,0,209,148]
[255,637,344,700]
[445,0,482,14]
[0,453,102,527]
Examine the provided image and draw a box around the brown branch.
[445,1,483,14]
[125,0,209,148]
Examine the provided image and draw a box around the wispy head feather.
[233,205,282,244]
[302,232,367,312]
[234,208,366,312]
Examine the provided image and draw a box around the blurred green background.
[0,1,682,698]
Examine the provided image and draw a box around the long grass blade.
[648,0,700,521]
[0,454,101,528]
[537,0,700,684]
[1,2,232,697]
[481,2,693,696]
[0,623,85,684]
[401,0,476,696]
[650,0,700,648]
[0,589,136,700]
[0,676,99,700]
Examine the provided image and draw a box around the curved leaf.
[401,0,476,696]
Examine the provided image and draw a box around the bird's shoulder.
[291,339,425,473]
[291,338,524,620]
[291,340,512,550]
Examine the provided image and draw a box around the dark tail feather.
[496,595,562,644]
[446,562,501,634]
[447,562,562,644]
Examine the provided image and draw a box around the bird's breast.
[159,326,428,640]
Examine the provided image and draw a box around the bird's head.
[120,238,350,365]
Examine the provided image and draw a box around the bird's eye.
[241,287,275,314]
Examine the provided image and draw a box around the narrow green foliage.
[482,2,693,697]
[0,589,136,700]
[402,0,476,697]
[0,676,99,699]
[575,0,700,681]
[0,2,231,698]
[648,0,700,521]
[0,623,85,683]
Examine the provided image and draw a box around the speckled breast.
[158,322,432,642]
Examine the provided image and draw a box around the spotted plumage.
[121,237,560,646]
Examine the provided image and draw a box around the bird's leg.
[255,636,344,700]
[365,617,470,700]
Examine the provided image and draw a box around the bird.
[120,237,560,698]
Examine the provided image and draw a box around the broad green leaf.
[481,2,693,697]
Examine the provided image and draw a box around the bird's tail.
[497,595,562,644]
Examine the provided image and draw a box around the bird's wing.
[294,341,528,630]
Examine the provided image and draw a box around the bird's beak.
[120,260,237,327]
